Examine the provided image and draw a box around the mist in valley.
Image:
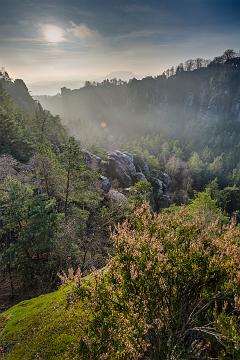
[35,52,240,152]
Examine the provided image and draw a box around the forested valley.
[0,50,240,359]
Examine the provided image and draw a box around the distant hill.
[99,70,137,81]
[36,52,240,151]
[28,71,137,96]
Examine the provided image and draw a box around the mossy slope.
[0,284,88,360]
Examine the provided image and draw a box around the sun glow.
[42,25,65,43]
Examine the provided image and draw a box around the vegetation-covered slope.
[0,283,85,359]
[0,78,125,307]
[37,50,240,148]
[0,79,66,162]
[1,194,240,359]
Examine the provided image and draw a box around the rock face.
[107,151,137,188]
[82,149,171,211]
[106,150,171,211]
[133,154,151,179]
[149,176,170,212]
[81,149,102,171]
[100,175,111,193]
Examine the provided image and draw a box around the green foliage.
[60,137,102,216]
[123,130,240,210]
[206,181,240,216]
[34,104,66,146]
[124,134,162,169]
[0,89,32,161]
[0,177,61,292]
[189,188,220,214]
[128,180,152,207]
[217,186,240,214]
[188,152,204,187]
[0,85,66,161]
[208,154,224,178]
[231,168,240,186]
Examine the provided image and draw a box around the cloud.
[68,22,101,42]
[123,4,152,13]
[118,29,161,40]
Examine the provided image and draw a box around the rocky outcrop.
[106,189,128,208]
[149,176,170,211]
[133,154,151,179]
[82,149,171,211]
[81,149,102,171]
[106,150,171,211]
[107,151,137,188]
[100,175,111,193]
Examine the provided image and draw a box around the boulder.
[133,155,151,179]
[81,149,102,171]
[134,172,147,182]
[106,189,128,207]
[81,148,172,212]
[151,194,170,212]
[107,151,136,187]
[150,177,165,195]
[149,176,170,212]
[100,175,111,193]
[159,172,171,188]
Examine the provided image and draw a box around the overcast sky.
[0,0,240,94]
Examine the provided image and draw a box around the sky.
[0,0,240,94]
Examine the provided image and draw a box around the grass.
[0,282,90,360]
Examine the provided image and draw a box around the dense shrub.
[79,195,240,359]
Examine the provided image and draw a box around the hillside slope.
[1,199,240,359]
[0,77,67,163]
[0,282,87,359]
[36,55,240,148]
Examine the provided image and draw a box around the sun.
[42,25,64,43]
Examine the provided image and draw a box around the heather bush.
[79,194,240,359]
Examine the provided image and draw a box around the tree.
[0,177,61,294]
[30,144,65,198]
[208,155,224,180]
[188,152,204,189]
[217,186,240,215]
[0,87,32,161]
[185,59,194,71]
[231,168,240,186]
[34,103,66,147]
[128,180,152,207]
[176,63,184,74]
[60,137,101,217]
[195,57,203,69]
[223,49,237,61]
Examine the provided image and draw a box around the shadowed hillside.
[36,51,240,149]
